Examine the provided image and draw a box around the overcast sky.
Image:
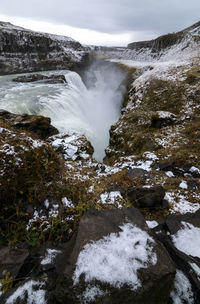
[0,0,200,46]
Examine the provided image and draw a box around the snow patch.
[179,181,188,189]
[5,280,46,304]
[166,171,175,177]
[170,270,194,304]
[146,220,159,229]
[73,223,157,294]
[172,222,200,258]
[61,197,74,208]
[190,263,200,280]
[81,286,106,303]
[99,191,122,204]
[41,248,61,265]
[165,192,200,214]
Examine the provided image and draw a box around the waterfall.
[0,61,126,161]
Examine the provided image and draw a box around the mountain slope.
[0,21,89,74]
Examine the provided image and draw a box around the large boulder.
[0,109,58,139]
[52,208,175,303]
[0,247,29,281]
[152,210,200,303]
[127,185,166,208]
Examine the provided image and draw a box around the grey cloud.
[1,0,200,35]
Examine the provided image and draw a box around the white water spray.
[0,61,126,160]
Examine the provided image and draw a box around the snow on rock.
[62,197,74,208]
[166,171,175,177]
[73,223,157,293]
[142,151,158,161]
[179,181,188,189]
[41,248,61,265]
[82,286,106,303]
[5,280,46,304]
[190,263,200,280]
[99,191,123,208]
[48,132,93,161]
[165,192,200,214]
[146,220,159,229]
[172,222,200,258]
[155,111,176,120]
[190,166,200,176]
[170,270,194,304]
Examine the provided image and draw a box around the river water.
[0,61,126,160]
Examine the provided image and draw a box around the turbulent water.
[0,61,126,160]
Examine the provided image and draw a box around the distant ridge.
[128,20,200,51]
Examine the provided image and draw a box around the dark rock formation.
[0,21,90,75]
[152,210,200,303]
[48,132,94,161]
[52,208,175,304]
[12,73,67,84]
[128,185,166,208]
[0,109,58,139]
[126,168,149,179]
[0,247,29,281]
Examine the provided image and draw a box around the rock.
[126,168,149,179]
[12,74,67,84]
[153,211,200,303]
[187,179,199,190]
[0,109,58,139]
[127,185,166,208]
[48,132,94,161]
[52,208,175,303]
[150,111,177,129]
[0,247,29,280]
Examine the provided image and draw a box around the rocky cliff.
[128,21,200,51]
[0,21,90,74]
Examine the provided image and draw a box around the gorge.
[0,20,200,304]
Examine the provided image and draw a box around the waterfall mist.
[0,60,126,160]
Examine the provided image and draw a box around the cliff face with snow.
[99,21,200,62]
[0,21,89,74]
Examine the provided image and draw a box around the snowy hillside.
[0,21,90,74]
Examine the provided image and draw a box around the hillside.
[0,21,90,74]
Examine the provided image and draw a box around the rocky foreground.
[0,21,200,303]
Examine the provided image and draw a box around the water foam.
[0,61,126,160]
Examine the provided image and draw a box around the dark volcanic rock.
[152,211,200,303]
[12,74,67,84]
[127,185,166,208]
[52,208,175,304]
[0,247,29,280]
[126,168,149,179]
[0,109,58,139]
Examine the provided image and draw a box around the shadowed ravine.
[0,60,126,160]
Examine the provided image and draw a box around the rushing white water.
[0,61,126,160]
